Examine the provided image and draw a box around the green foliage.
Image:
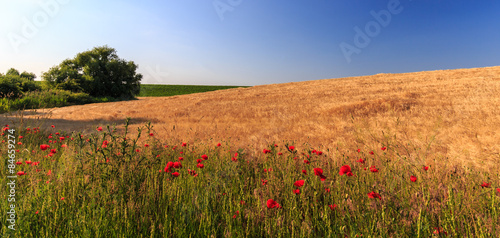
[0,89,112,113]
[0,68,41,99]
[42,46,142,99]
[139,84,249,97]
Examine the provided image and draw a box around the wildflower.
[50,149,57,154]
[496,188,500,193]
[97,127,103,131]
[201,154,208,160]
[262,179,268,185]
[314,168,323,176]
[59,137,65,141]
[182,142,187,147]
[381,146,387,151]
[233,211,239,218]
[61,197,64,200]
[293,189,300,194]
[278,152,283,155]
[240,200,245,205]
[178,157,184,161]
[149,133,154,136]
[316,151,323,155]
[16,161,22,165]
[369,166,378,173]
[51,125,55,128]
[368,191,381,200]
[302,170,307,175]
[410,176,417,182]
[303,160,310,164]
[102,140,109,148]
[61,144,67,147]
[40,144,50,151]
[481,182,490,188]
[325,188,331,193]
[328,204,337,210]
[423,166,429,171]
[144,144,149,147]
[35,211,39,214]
[294,180,305,187]
[266,199,281,209]
[357,149,361,153]
[231,157,237,162]
[196,159,202,163]
[17,171,26,176]
[25,160,32,165]
[136,149,140,152]
[173,162,182,168]
[433,227,447,235]
[357,158,365,164]
[339,165,352,176]
[197,163,204,168]
[274,144,278,147]
[216,143,221,147]
[369,151,374,155]
[289,146,295,151]
[263,149,271,154]
[172,172,180,177]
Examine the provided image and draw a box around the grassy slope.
[139,84,249,97]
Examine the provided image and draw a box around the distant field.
[139,84,249,97]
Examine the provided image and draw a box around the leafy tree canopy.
[42,45,142,99]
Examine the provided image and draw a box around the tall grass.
[1,119,499,237]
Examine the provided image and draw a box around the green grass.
[138,84,249,97]
[1,119,499,237]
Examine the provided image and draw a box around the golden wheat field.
[2,66,499,172]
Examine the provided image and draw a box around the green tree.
[42,46,142,99]
[6,68,20,76]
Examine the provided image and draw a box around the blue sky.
[1,0,499,86]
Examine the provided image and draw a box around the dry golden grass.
[2,66,499,171]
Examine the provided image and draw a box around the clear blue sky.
[1,0,499,86]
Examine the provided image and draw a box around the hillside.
[2,66,499,171]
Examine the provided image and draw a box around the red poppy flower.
[266,199,281,209]
[136,149,140,152]
[50,149,57,154]
[197,163,204,168]
[381,146,387,151]
[61,144,67,147]
[173,162,182,168]
[16,161,22,165]
[289,146,295,151]
[325,188,331,193]
[293,189,300,194]
[357,158,365,164]
[97,127,103,131]
[319,174,327,181]
[410,176,417,182]
[316,151,323,155]
[144,144,149,147]
[328,204,337,210]
[263,149,271,154]
[339,165,352,175]
[369,151,374,155]
[496,188,500,193]
[149,133,154,136]
[278,152,283,155]
[231,157,237,162]
[51,125,55,128]
[201,154,208,160]
[423,166,429,171]
[357,149,361,153]
[274,144,278,147]
[17,171,25,176]
[25,160,32,165]
[182,142,187,147]
[481,182,490,188]
[172,172,180,177]
[61,197,64,200]
[40,144,50,151]
[294,180,305,187]
[303,160,310,164]
[314,168,323,176]
[433,227,447,235]
[368,191,381,200]
[196,159,202,163]
[216,143,221,147]
[369,166,378,173]
[262,179,268,185]
[302,170,307,175]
